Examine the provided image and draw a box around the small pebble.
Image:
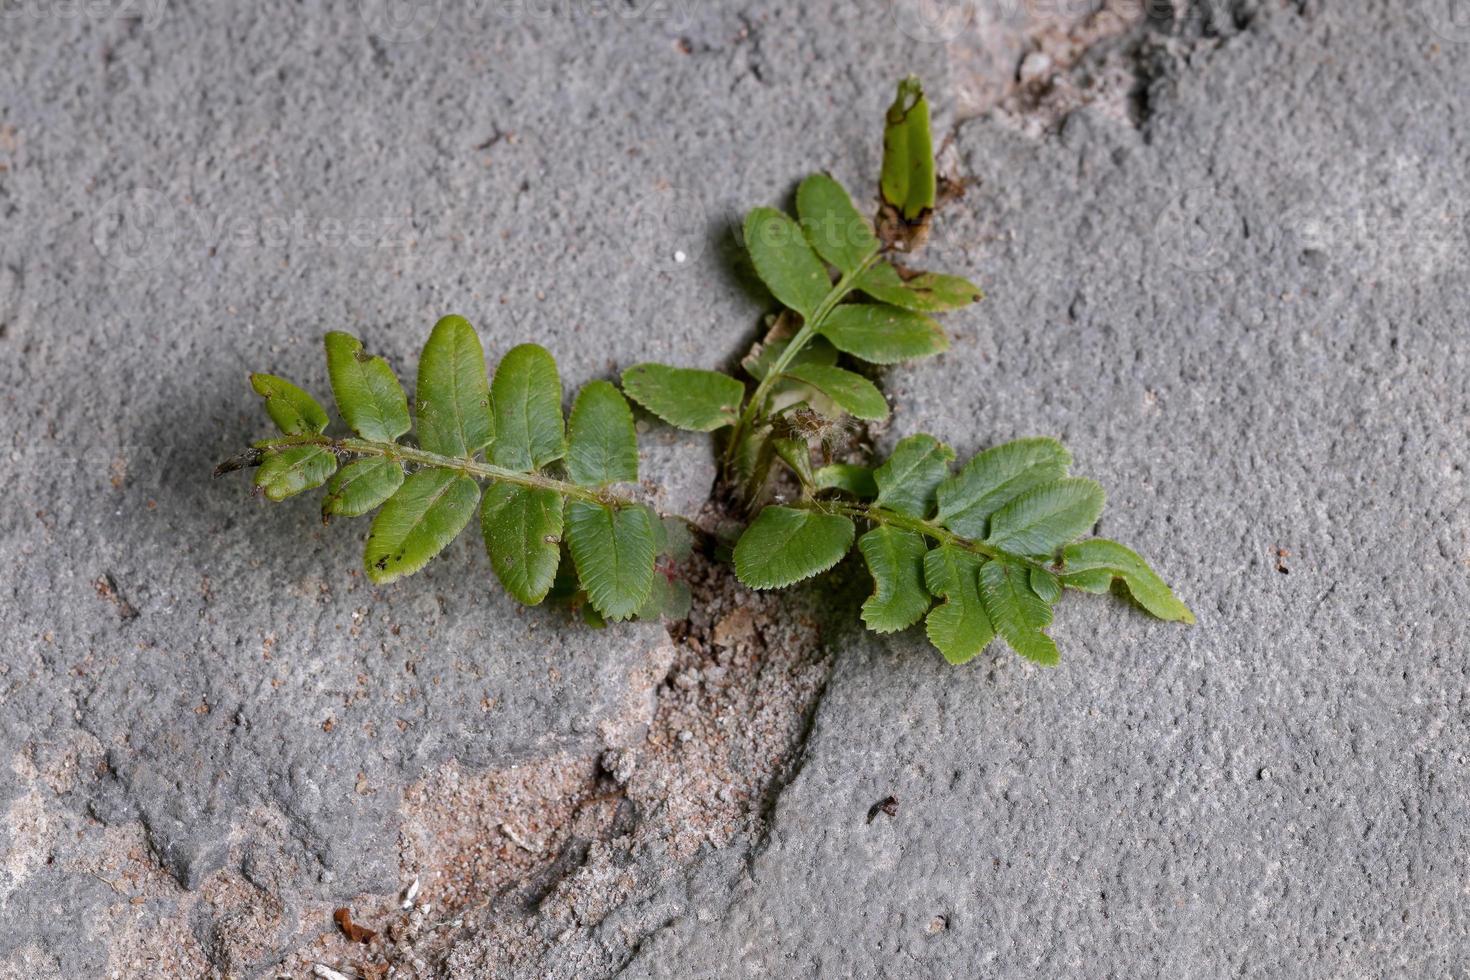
[1018,51,1053,83]
[601,748,638,785]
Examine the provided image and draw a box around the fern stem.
[801,498,1054,574]
[722,249,883,474]
[251,434,629,506]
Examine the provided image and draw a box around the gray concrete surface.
[624,3,1470,978]
[2,0,941,973]
[3,0,1468,976]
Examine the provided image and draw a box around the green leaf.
[250,374,329,436]
[566,380,639,486]
[621,364,745,432]
[658,516,695,562]
[781,364,888,421]
[922,545,994,665]
[772,437,815,488]
[546,545,582,604]
[978,559,1059,666]
[857,527,930,633]
[743,207,831,320]
[322,457,405,519]
[661,579,693,620]
[636,573,693,622]
[481,483,564,605]
[646,512,694,565]
[731,424,777,503]
[323,332,411,442]
[820,304,948,364]
[487,343,564,470]
[903,272,984,308]
[881,76,935,222]
[565,501,656,621]
[985,477,1105,557]
[733,506,855,589]
[935,437,1072,539]
[741,318,838,381]
[415,314,493,458]
[254,445,337,502]
[873,433,955,518]
[741,325,843,416]
[814,463,877,498]
[1030,566,1062,604]
[795,173,878,274]
[856,263,982,312]
[1062,538,1194,623]
[364,469,480,584]
[1061,568,1114,593]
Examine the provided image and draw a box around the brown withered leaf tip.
[875,202,932,254]
[334,907,377,944]
[211,447,263,478]
[94,573,139,621]
[866,795,899,824]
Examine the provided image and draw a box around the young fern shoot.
[620,77,983,504]
[217,315,684,623]
[732,434,1193,666]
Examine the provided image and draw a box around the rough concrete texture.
[3,0,1468,976]
[624,4,1470,979]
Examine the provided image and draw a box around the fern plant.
[219,75,1194,669]
[731,434,1193,665]
[619,77,983,503]
[216,315,687,623]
